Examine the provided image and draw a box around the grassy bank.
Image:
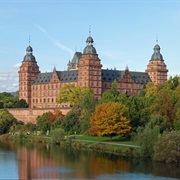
[0,133,139,157]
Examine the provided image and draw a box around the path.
[74,139,140,148]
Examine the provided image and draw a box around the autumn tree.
[144,82,158,98]
[89,102,131,141]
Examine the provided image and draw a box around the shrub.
[153,130,180,163]
[50,128,65,143]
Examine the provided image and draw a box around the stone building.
[18,35,168,108]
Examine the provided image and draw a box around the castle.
[18,34,168,108]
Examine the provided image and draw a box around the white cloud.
[12,63,21,69]
[0,63,19,92]
[33,23,74,58]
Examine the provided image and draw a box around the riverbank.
[0,133,139,158]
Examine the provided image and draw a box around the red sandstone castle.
[18,35,168,108]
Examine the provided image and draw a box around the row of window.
[32,98,56,103]
[32,91,59,97]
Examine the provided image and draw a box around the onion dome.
[23,45,36,62]
[151,43,163,61]
[86,36,94,44]
[83,36,97,54]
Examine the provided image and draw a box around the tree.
[57,84,92,106]
[60,111,80,134]
[78,92,96,133]
[50,128,65,143]
[135,125,160,158]
[99,80,121,104]
[144,82,158,98]
[36,113,51,134]
[151,89,175,127]
[154,130,180,163]
[16,99,28,108]
[56,84,75,105]
[126,95,145,130]
[89,102,131,141]
[0,109,17,135]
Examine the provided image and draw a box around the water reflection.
[0,141,179,179]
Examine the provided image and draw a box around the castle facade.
[18,35,168,108]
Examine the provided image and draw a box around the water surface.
[0,141,179,179]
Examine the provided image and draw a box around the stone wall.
[8,108,71,124]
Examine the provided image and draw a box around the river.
[0,141,179,179]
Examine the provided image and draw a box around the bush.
[50,128,65,143]
[153,130,180,163]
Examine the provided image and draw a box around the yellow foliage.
[89,102,131,137]
[145,82,158,98]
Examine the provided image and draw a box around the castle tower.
[77,35,102,99]
[18,45,40,107]
[146,42,168,85]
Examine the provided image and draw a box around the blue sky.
[0,0,180,92]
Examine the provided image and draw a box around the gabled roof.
[32,69,151,85]
[130,71,151,84]
[102,69,125,82]
[102,69,151,84]
[32,70,78,85]
[32,72,52,84]
[57,70,78,82]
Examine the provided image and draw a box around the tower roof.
[83,35,97,54]
[86,36,94,44]
[23,45,36,62]
[151,43,163,61]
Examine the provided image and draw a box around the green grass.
[76,135,137,146]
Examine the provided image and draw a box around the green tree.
[146,114,167,133]
[89,102,131,141]
[151,89,175,127]
[126,95,144,130]
[78,92,96,133]
[135,125,160,158]
[61,111,80,134]
[50,128,65,143]
[144,82,158,98]
[99,80,121,104]
[16,99,28,108]
[36,113,51,134]
[57,84,92,106]
[0,109,17,135]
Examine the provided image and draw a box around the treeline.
[0,92,28,108]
